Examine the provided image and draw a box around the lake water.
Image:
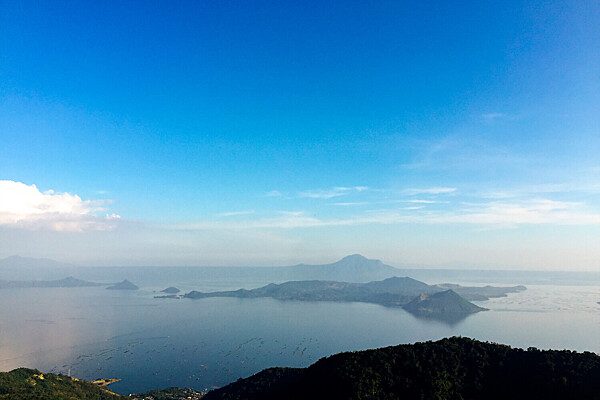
[0,268,599,394]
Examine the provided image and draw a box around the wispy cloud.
[173,198,600,231]
[403,199,440,204]
[216,210,255,217]
[481,182,600,199]
[433,199,600,226]
[0,180,120,231]
[402,187,457,196]
[299,186,368,199]
[399,133,527,173]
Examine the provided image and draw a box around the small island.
[161,286,180,294]
[402,290,487,321]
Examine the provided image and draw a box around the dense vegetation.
[131,387,204,400]
[0,369,205,400]
[0,368,121,400]
[204,337,600,400]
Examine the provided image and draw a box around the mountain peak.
[106,279,139,290]
[341,253,368,260]
[291,255,400,283]
[336,254,382,265]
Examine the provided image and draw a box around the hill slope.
[0,368,121,400]
[403,289,487,318]
[204,337,600,400]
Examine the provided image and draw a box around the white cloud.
[402,187,457,196]
[0,180,120,232]
[299,186,368,199]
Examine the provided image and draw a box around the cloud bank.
[0,180,120,232]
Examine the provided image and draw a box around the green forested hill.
[0,368,121,400]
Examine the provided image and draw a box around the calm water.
[0,269,599,394]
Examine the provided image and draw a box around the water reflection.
[0,285,598,394]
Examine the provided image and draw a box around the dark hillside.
[205,337,600,400]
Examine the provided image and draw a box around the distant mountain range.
[0,255,74,269]
[1,254,594,288]
[0,254,404,283]
[0,276,105,289]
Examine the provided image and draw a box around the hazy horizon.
[3,253,600,274]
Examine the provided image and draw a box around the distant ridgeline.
[2,338,599,400]
[0,277,139,290]
[183,276,525,322]
[0,254,526,321]
[0,276,105,289]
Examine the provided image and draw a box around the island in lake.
[182,276,525,321]
[161,286,180,294]
[402,290,487,322]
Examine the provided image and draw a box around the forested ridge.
[205,337,600,400]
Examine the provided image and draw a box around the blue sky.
[1,1,599,268]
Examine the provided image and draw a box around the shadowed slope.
[204,337,600,400]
